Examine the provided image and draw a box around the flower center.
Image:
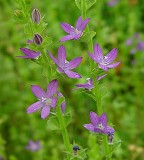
[41,97,52,106]
[99,56,109,65]
[75,28,81,34]
[97,123,104,130]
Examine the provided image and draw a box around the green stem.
[81,0,110,159]
[40,48,52,82]
[56,100,72,159]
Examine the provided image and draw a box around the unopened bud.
[33,34,43,45]
[108,132,114,144]
[32,9,41,24]
[73,146,80,156]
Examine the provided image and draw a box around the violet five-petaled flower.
[75,74,107,90]
[84,112,114,135]
[60,16,90,42]
[27,79,58,119]
[49,45,82,79]
[26,140,41,152]
[18,48,40,59]
[88,43,120,71]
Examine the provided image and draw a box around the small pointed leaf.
[47,116,60,130]
[64,114,72,127]
[80,31,96,43]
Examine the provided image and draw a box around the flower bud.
[73,146,80,156]
[108,132,114,144]
[32,9,41,24]
[33,34,43,45]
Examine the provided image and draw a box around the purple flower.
[26,140,42,152]
[18,48,40,59]
[107,0,119,7]
[60,16,90,42]
[137,41,144,51]
[27,79,58,119]
[88,43,120,71]
[49,45,82,79]
[125,39,133,46]
[75,74,107,90]
[84,112,115,134]
[57,92,66,114]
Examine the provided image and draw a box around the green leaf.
[80,31,96,43]
[75,0,81,10]
[84,92,96,102]
[64,114,72,127]
[47,116,60,130]
[75,0,97,11]
[42,36,52,48]
[87,0,97,11]
[100,84,108,97]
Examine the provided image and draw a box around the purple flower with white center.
[75,74,107,90]
[57,91,66,114]
[84,112,115,134]
[27,79,58,119]
[60,16,90,42]
[26,140,42,152]
[49,45,82,79]
[18,48,40,59]
[88,43,120,71]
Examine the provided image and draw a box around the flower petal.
[94,128,105,134]
[48,52,59,66]
[65,57,82,70]
[90,112,99,126]
[80,18,90,31]
[61,101,66,114]
[105,48,118,64]
[99,64,108,71]
[75,83,93,90]
[88,52,98,63]
[31,85,46,99]
[27,39,33,44]
[76,16,83,30]
[61,22,75,34]
[19,48,40,59]
[58,45,66,66]
[60,35,75,42]
[41,106,50,119]
[74,32,82,40]
[84,124,95,132]
[107,62,120,69]
[94,44,104,62]
[51,97,57,108]
[99,113,107,128]
[27,101,42,113]
[105,126,115,134]
[97,74,107,81]
[65,70,81,79]
[46,79,58,97]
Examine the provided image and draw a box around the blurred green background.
[0,0,144,159]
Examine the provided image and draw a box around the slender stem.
[56,100,72,159]
[81,0,110,159]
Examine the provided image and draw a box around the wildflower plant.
[14,0,122,159]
